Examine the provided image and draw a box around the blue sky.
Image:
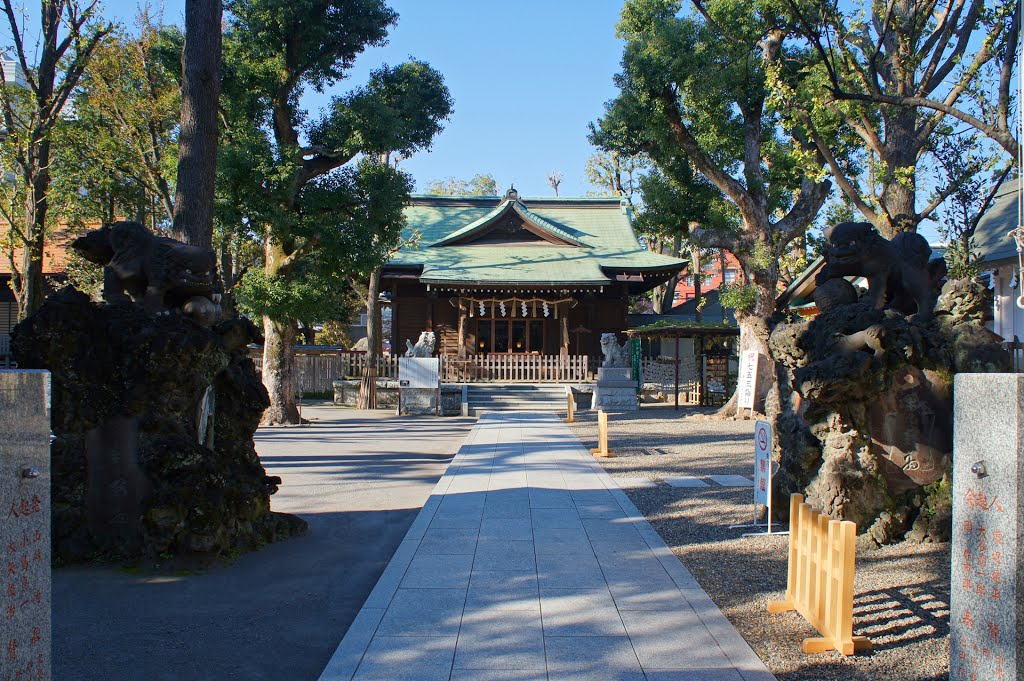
[108,0,628,198]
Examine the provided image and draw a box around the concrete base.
[333,380,463,416]
[592,367,639,411]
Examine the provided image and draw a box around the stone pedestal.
[400,388,440,416]
[950,374,1022,681]
[591,367,638,411]
[0,370,52,681]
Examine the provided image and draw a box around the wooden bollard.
[589,410,614,457]
[768,493,871,656]
[564,391,575,423]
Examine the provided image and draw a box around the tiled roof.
[975,182,1020,264]
[392,195,685,286]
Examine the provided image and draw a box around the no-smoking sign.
[754,420,772,506]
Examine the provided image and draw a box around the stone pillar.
[0,370,52,681]
[950,374,1022,681]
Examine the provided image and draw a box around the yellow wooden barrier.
[589,410,614,457]
[564,391,575,423]
[767,494,872,656]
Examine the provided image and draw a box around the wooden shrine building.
[383,189,685,379]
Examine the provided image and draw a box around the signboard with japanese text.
[737,351,759,410]
[754,420,772,507]
[398,358,439,390]
[1,371,52,681]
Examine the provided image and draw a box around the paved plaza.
[320,412,775,681]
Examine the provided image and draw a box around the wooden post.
[560,304,569,360]
[564,390,575,423]
[674,334,680,411]
[589,410,614,457]
[457,298,467,358]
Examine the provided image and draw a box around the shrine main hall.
[383,189,685,371]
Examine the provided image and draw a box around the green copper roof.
[391,195,685,287]
[432,197,589,247]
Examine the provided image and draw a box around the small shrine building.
[383,189,685,376]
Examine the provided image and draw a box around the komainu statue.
[72,220,221,323]
[405,331,437,357]
[599,332,630,367]
[815,221,945,320]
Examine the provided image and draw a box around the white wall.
[992,266,1024,341]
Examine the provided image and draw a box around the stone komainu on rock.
[73,220,221,322]
[815,222,946,320]
[405,331,437,357]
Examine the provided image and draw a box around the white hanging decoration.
[479,301,486,316]
[499,301,507,317]
[542,301,549,317]
[521,301,528,317]
[1011,272,1019,290]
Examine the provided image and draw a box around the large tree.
[771,0,1019,237]
[0,0,109,319]
[222,0,452,424]
[172,0,222,247]
[593,0,831,411]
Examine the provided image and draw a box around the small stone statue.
[405,331,437,357]
[72,220,222,325]
[599,332,630,368]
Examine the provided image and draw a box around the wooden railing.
[440,353,589,383]
[768,494,872,656]
[250,349,399,393]
[250,348,589,391]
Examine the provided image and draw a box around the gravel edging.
[568,406,951,681]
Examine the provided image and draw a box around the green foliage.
[62,14,181,228]
[424,173,499,196]
[718,282,758,313]
[584,151,646,199]
[217,0,453,329]
[316,320,354,346]
[944,237,984,280]
[64,251,104,299]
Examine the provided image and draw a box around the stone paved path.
[319,412,776,681]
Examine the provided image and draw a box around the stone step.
[466,383,571,413]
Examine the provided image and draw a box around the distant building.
[974,182,1024,341]
[673,251,742,305]
[1,58,28,88]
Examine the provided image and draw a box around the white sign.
[398,357,439,389]
[737,350,759,410]
[754,419,772,506]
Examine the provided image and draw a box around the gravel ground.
[568,406,951,681]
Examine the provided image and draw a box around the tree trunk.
[18,141,51,319]
[357,268,381,410]
[716,267,776,417]
[691,247,702,322]
[261,316,300,424]
[171,0,222,248]
[719,249,728,323]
